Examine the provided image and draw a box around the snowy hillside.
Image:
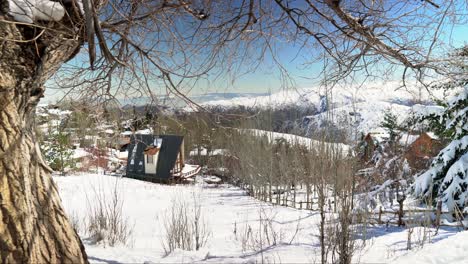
[202,82,443,109]
[119,92,269,107]
[244,129,350,153]
[54,174,465,263]
[303,101,444,138]
[199,82,448,138]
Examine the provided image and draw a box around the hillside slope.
[200,82,447,139]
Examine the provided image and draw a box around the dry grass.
[85,179,133,247]
[161,191,211,255]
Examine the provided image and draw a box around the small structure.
[126,134,200,182]
[360,133,377,162]
[73,147,111,172]
[405,132,444,170]
[359,129,390,162]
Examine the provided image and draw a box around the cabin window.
[147,155,154,164]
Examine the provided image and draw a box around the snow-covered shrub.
[161,191,211,254]
[411,51,468,212]
[85,180,133,247]
[234,207,285,253]
[68,210,82,235]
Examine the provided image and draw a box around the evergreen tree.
[411,47,468,212]
[42,129,75,176]
[381,110,399,142]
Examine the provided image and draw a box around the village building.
[404,132,444,171]
[359,128,390,162]
[126,134,200,182]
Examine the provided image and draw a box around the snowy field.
[243,129,350,153]
[54,174,468,263]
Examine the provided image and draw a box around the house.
[359,133,377,162]
[404,132,444,171]
[72,147,111,172]
[126,134,200,182]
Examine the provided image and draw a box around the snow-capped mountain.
[120,92,269,107]
[199,81,448,140]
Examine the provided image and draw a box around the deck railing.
[177,166,201,178]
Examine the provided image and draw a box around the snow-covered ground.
[54,174,467,263]
[244,129,350,153]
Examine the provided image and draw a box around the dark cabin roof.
[126,134,184,180]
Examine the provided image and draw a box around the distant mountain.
[197,82,450,140]
[118,92,270,108]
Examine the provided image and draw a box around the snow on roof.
[120,129,152,137]
[399,133,419,146]
[73,148,91,159]
[426,132,439,140]
[135,128,153,135]
[367,127,390,143]
[48,109,72,116]
[189,147,229,156]
[121,131,133,136]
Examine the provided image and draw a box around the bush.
[85,180,133,247]
[234,207,285,253]
[161,191,211,255]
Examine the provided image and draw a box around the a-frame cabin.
[126,134,190,182]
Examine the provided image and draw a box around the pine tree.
[411,47,468,212]
[42,129,75,176]
[381,110,399,142]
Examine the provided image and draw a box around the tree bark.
[0,15,88,263]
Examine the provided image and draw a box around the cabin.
[72,147,111,172]
[125,134,200,182]
[405,132,444,171]
[359,129,390,162]
[359,133,377,162]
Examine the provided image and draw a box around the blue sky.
[44,4,468,103]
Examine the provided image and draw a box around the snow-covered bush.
[161,191,211,254]
[411,51,468,212]
[85,180,133,247]
[234,207,285,253]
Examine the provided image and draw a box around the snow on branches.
[7,0,66,23]
[412,135,468,212]
[6,0,84,23]
[411,88,468,212]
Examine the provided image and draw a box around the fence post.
[435,200,442,228]
[300,201,303,210]
[378,206,383,224]
[398,199,405,227]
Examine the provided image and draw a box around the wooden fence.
[264,196,466,228]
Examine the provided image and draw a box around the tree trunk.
[0,15,88,263]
